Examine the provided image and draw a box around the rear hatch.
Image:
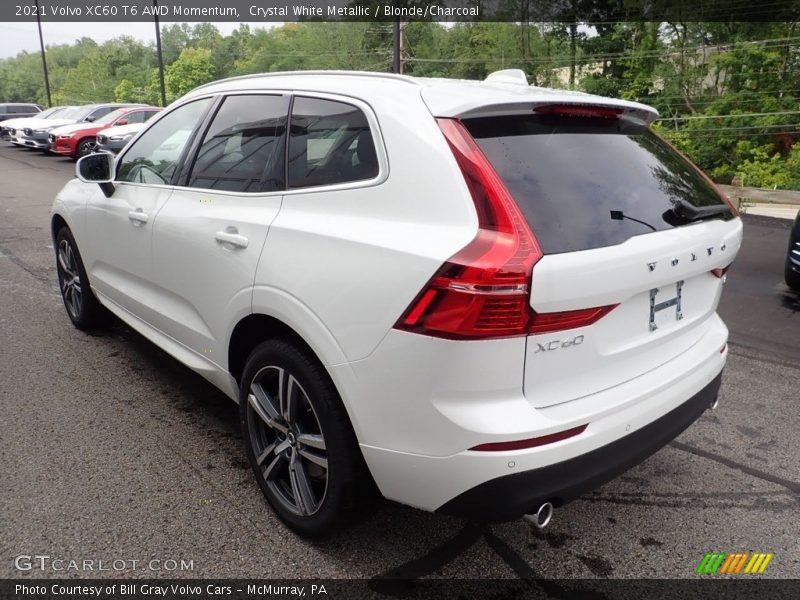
[463,110,742,408]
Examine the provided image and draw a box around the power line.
[660,110,800,121]
[658,123,800,132]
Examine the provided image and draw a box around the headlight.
[34,128,53,135]
[109,134,133,142]
[56,134,73,140]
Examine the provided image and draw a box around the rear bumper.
[351,314,728,515]
[438,372,721,521]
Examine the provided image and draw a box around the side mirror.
[116,118,128,126]
[76,152,115,197]
[85,115,96,122]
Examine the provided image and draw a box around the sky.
[0,21,271,59]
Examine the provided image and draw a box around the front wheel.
[55,227,110,329]
[75,137,96,158]
[240,340,376,537]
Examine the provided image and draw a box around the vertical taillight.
[394,118,616,340]
[394,118,542,339]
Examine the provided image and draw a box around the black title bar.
[3,0,800,23]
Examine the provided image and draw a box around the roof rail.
[192,70,421,92]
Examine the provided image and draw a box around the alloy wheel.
[57,239,82,320]
[247,366,328,516]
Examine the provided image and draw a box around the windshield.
[465,114,734,254]
[58,107,85,121]
[38,107,61,119]
[96,108,128,125]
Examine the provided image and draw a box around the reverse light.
[470,424,588,452]
[394,118,616,340]
[535,104,623,119]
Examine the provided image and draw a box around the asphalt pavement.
[1,145,798,582]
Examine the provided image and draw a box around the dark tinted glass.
[465,115,733,254]
[288,97,378,189]
[187,95,289,193]
[87,106,116,121]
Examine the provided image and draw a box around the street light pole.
[153,0,167,107]
[34,0,52,107]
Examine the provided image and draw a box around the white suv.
[52,70,742,537]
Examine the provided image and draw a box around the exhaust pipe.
[524,502,553,529]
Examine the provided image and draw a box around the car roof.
[185,69,658,124]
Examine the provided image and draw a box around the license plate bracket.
[649,280,684,332]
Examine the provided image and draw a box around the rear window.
[464,115,733,254]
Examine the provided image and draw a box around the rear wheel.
[55,227,110,329]
[240,339,376,537]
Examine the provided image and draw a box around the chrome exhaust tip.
[709,396,720,410]
[524,502,553,529]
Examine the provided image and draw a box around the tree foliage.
[1,18,798,188]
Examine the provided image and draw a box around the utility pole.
[392,20,405,74]
[34,0,52,107]
[392,18,401,74]
[153,0,167,107]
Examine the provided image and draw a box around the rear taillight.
[535,104,623,119]
[529,305,618,334]
[394,118,615,340]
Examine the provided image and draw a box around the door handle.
[128,209,148,226]
[215,227,249,249]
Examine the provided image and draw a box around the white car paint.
[52,70,741,520]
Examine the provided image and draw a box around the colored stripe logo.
[697,552,773,574]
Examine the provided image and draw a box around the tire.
[240,339,376,537]
[55,227,110,329]
[75,138,96,159]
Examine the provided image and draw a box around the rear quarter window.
[464,115,733,254]
[288,96,378,189]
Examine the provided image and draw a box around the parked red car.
[48,106,160,158]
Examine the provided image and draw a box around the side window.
[288,96,379,189]
[121,111,146,124]
[186,94,289,193]
[88,106,115,122]
[117,98,212,185]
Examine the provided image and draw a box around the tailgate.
[524,218,742,407]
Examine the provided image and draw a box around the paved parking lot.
[1,145,798,581]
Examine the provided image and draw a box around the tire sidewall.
[239,340,363,538]
[76,138,95,158]
[55,227,99,328]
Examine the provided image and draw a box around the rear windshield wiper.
[670,199,731,222]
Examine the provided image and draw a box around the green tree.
[163,47,215,102]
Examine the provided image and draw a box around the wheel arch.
[228,312,363,440]
[228,314,321,387]
[51,213,70,242]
